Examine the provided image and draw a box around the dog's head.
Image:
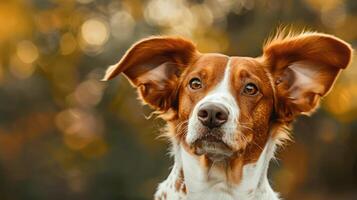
[103,33,352,173]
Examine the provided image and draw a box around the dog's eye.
[189,78,202,90]
[243,83,259,96]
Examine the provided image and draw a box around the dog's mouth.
[193,133,234,160]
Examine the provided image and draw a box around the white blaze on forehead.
[199,57,237,109]
[208,58,235,101]
[186,57,240,145]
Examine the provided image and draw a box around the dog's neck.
[161,139,279,200]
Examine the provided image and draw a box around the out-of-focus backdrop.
[0,0,356,199]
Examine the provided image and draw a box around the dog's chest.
[155,154,254,200]
[154,165,256,200]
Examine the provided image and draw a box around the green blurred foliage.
[0,0,356,199]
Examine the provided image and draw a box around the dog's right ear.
[102,36,198,111]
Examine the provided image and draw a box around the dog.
[102,31,352,200]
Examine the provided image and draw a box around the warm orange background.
[0,0,356,199]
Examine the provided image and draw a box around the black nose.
[197,103,229,129]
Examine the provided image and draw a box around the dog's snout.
[197,103,229,129]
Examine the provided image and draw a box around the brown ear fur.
[263,32,353,122]
[102,36,198,111]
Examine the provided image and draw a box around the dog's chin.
[192,134,234,161]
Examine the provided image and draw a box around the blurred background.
[0,0,356,199]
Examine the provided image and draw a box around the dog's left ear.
[102,36,198,111]
[263,33,353,122]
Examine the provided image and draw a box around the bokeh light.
[73,79,104,107]
[110,10,136,41]
[80,17,110,54]
[16,40,39,64]
[10,55,36,79]
[81,18,109,46]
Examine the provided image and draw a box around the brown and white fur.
[103,31,352,200]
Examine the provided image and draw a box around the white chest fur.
[155,139,280,200]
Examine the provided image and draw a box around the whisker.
[239,124,254,132]
[239,122,254,126]
[175,120,189,137]
[251,140,264,151]
[237,126,264,152]
[156,120,189,140]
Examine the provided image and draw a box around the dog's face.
[103,33,352,170]
[177,54,274,161]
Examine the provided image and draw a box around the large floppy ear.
[263,32,353,122]
[102,36,198,111]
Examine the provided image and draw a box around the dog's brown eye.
[189,78,202,90]
[243,83,258,96]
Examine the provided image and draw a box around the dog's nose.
[197,103,229,129]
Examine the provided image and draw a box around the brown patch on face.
[230,57,274,160]
[223,57,275,184]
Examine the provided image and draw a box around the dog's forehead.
[188,53,228,73]
[187,54,266,78]
[230,56,267,75]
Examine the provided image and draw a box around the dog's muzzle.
[192,102,234,159]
